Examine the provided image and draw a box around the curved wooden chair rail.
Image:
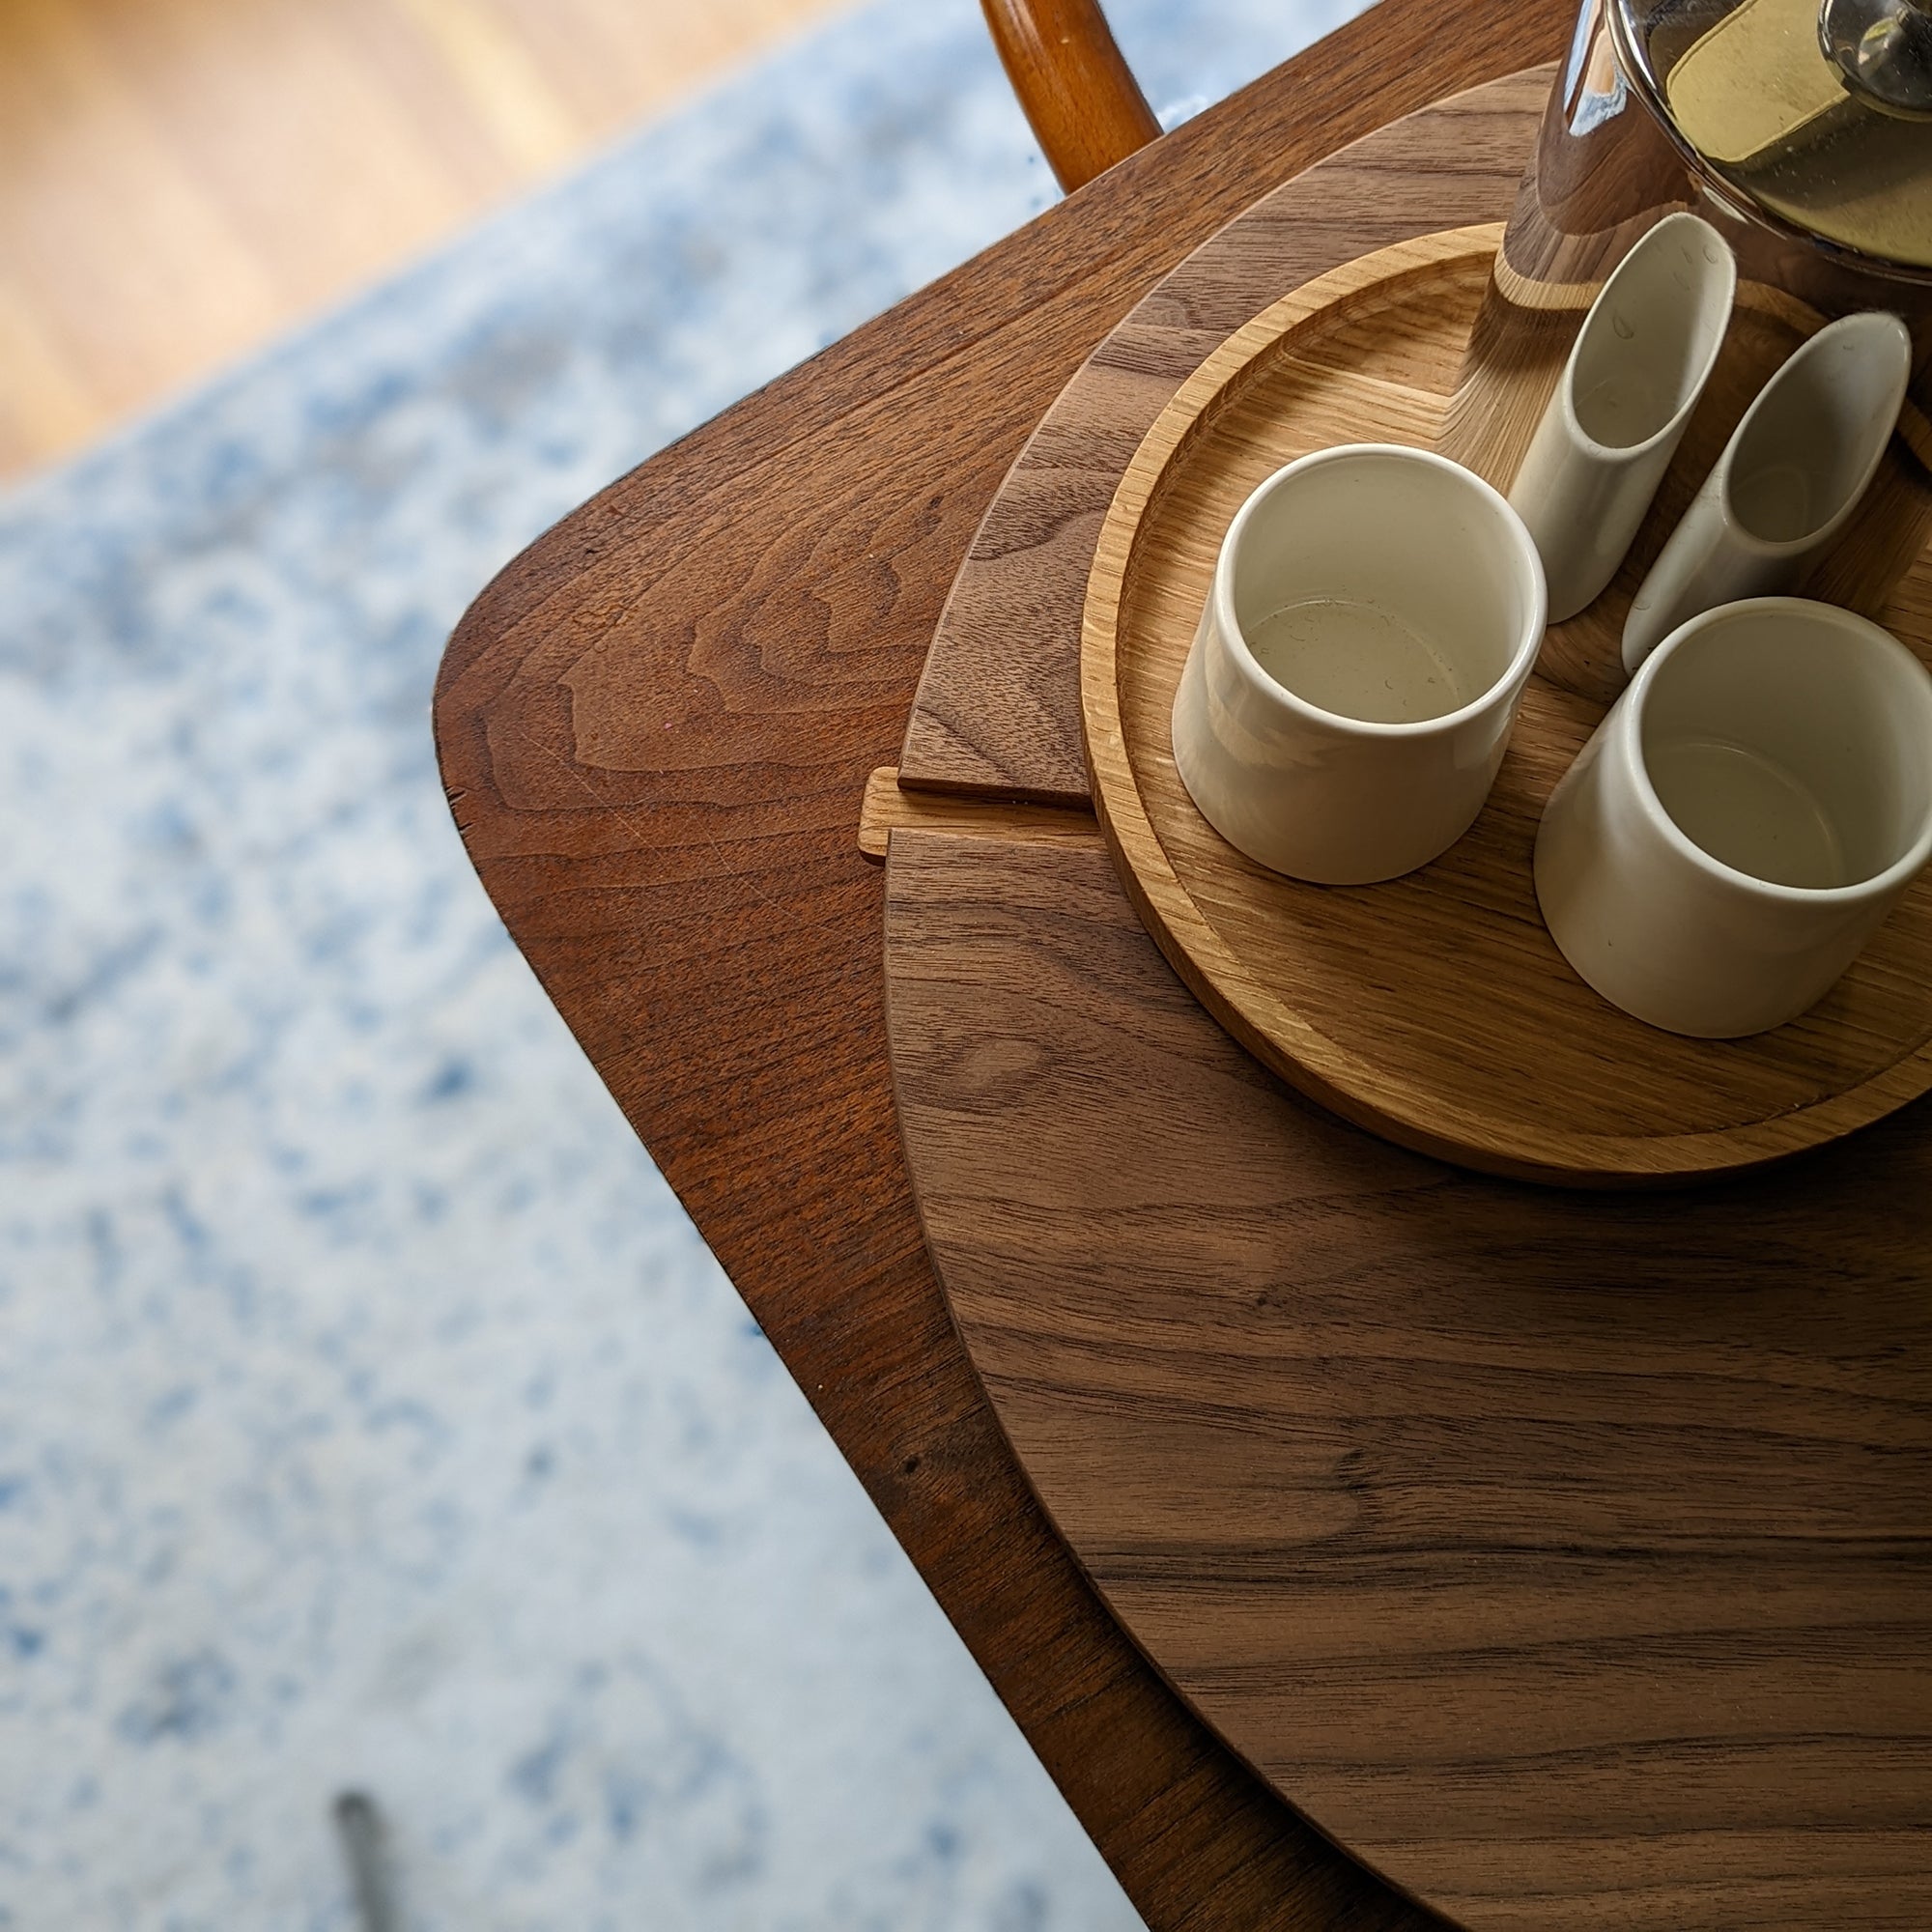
[980,0,1163,190]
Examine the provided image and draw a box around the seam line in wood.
[860,767,1097,861]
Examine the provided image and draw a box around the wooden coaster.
[1081,226,1932,1185]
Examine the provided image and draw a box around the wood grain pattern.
[1432,248,1589,516]
[980,0,1160,192]
[1082,228,1932,1182]
[884,822,1932,1932]
[0,0,851,479]
[898,66,1557,804]
[434,4,1579,1923]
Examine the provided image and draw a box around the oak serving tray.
[1080,224,1932,1185]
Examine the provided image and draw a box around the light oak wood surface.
[1081,227,1932,1182]
[0,0,851,479]
[885,815,1932,1931]
[434,6,1603,1923]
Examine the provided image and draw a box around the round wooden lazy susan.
[1080,224,1932,1186]
[889,85,1932,1931]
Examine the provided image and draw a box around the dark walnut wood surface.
[900,67,1552,803]
[873,58,1932,1932]
[435,7,1586,1927]
[887,823,1932,1931]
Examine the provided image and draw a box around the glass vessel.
[1518,0,1931,316]
[1446,0,1932,696]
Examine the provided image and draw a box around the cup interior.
[1638,604,1932,891]
[1228,449,1539,727]
[1726,314,1910,546]
[1568,214,1733,451]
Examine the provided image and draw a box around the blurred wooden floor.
[0,0,852,480]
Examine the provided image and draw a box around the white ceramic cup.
[1170,443,1548,885]
[1622,310,1913,673]
[1535,598,1932,1038]
[1509,212,1736,623]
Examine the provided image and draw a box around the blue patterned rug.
[0,2,1365,1925]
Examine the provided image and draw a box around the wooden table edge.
[430,8,1578,1924]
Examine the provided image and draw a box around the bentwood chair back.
[980,0,1163,188]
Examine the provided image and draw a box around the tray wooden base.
[883,68,1932,1932]
[1081,227,1932,1184]
[886,819,1932,1932]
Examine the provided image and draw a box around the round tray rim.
[1077,223,1932,1186]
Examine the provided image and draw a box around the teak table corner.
[431,5,1919,1925]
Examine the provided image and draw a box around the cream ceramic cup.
[1509,212,1736,623]
[1170,443,1548,885]
[1535,598,1932,1038]
[1622,311,1913,673]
